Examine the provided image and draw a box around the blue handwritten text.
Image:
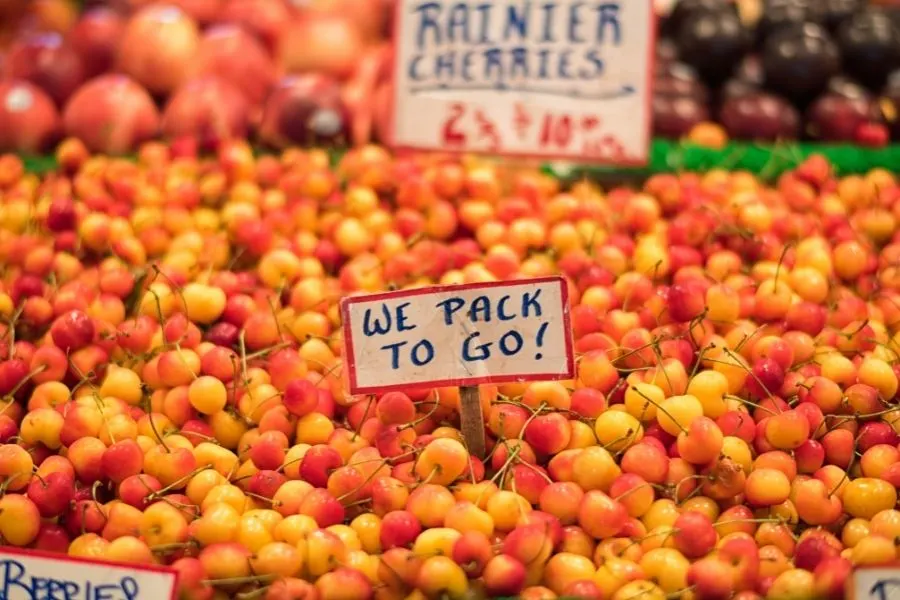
[407,1,622,90]
[363,302,417,337]
[870,578,900,600]
[367,289,551,370]
[0,559,140,600]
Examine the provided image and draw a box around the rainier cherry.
[283,379,319,417]
[673,511,717,558]
[0,138,896,598]
[50,310,95,352]
[26,471,74,518]
[376,392,416,425]
[667,280,707,322]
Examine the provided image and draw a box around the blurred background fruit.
[5,32,86,107]
[657,0,900,143]
[161,76,250,150]
[258,74,351,149]
[68,7,125,78]
[0,0,899,153]
[116,4,200,96]
[0,79,61,153]
[62,74,160,154]
[0,0,384,154]
[188,24,276,109]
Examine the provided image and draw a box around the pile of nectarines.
[0,1,394,155]
[0,140,897,600]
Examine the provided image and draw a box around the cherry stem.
[245,491,275,504]
[3,304,25,352]
[144,283,168,327]
[173,342,198,381]
[401,391,443,430]
[147,411,172,454]
[725,394,777,416]
[828,433,861,498]
[732,324,766,354]
[264,295,285,342]
[276,455,303,474]
[343,497,372,509]
[244,341,292,362]
[150,541,197,554]
[673,474,708,501]
[826,406,900,431]
[486,445,521,490]
[203,575,276,587]
[612,335,667,368]
[410,467,438,490]
[516,459,553,485]
[707,350,778,406]
[517,401,548,440]
[314,360,343,387]
[613,481,653,502]
[711,517,782,528]
[668,586,697,600]
[4,364,47,399]
[148,465,211,498]
[650,346,676,392]
[772,241,793,288]
[236,587,270,600]
[690,344,712,379]
[604,430,640,453]
[238,331,249,384]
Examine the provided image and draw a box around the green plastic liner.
[544,139,900,182]
[19,139,900,182]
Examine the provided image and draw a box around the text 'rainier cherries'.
[0,144,897,600]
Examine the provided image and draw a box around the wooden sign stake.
[341,278,574,463]
[459,385,486,459]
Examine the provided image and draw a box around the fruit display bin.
[21,139,900,182]
[546,140,900,183]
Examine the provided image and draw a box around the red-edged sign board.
[0,546,178,600]
[341,277,574,395]
[389,0,655,164]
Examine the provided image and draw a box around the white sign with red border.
[341,277,574,394]
[390,0,655,164]
[0,547,178,600]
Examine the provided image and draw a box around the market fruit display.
[5,0,900,155]
[0,0,394,154]
[655,0,900,143]
[0,139,898,600]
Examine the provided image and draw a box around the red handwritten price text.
[531,108,628,161]
[441,103,502,151]
[513,103,532,141]
[439,102,630,161]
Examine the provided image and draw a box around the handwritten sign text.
[853,567,900,600]
[341,277,574,394]
[0,548,177,600]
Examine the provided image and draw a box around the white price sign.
[389,0,655,164]
[341,277,574,394]
[0,547,178,600]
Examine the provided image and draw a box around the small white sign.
[853,567,900,600]
[0,547,178,600]
[341,277,574,394]
[390,0,655,164]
